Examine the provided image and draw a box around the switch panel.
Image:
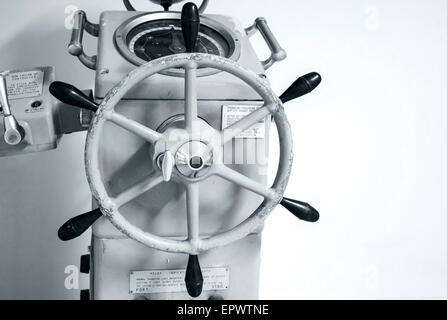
[0,67,60,157]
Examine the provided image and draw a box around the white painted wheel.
[85,53,293,254]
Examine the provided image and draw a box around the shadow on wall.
[0,11,96,85]
[0,8,93,299]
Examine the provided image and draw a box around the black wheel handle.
[185,255,203,297]
[50,81,98,112]
[181,2,200,53]
[280,197,320,222]
[58,209,103,241]
[280,72,322,104]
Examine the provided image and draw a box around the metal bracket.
[68,11,99,70]
[245,17,287,70]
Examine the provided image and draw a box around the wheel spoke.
[221,105,271,145]
[186,183,200,244]
[113,172,164,207]
[108,112,163,144]
[184,63,198,134]
[213,165,278,200]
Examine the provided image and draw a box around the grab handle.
[246,17,287,70]
[68,10,99,70]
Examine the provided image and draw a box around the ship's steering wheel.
[85,52,291,255]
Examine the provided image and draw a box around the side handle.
[68,11,99,70]
[246,17,287,70]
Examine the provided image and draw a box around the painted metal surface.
[91,233,261,300]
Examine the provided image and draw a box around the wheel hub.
[175,140,213,178]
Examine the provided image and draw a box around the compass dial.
[126,19,231,63]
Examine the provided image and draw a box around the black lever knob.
[185,255,203,298]
[279,72,322,104]
[50,81,98,112]
[58,209,103,241]
[181,2,200,53]
[280,197,320,222]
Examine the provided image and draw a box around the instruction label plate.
[130,267,229,294]
[6,70,44,100]
[222,105,266,139]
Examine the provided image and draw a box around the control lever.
[58,209,102,241]
[185,255,203,298]
[280,197,320,222]
[0,74,25,145]
[280,72,322,104]
[49,81,98,112]
[181,2,200,53]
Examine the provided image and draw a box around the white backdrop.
[0,0,446,299]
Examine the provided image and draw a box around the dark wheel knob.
[280,72,322,104]
[280,197,320,222]
[50,81,98,112]
[185,255,203,298]
[181,2,200,53]
[58,209,103,241]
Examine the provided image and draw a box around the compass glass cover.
[126,19,231,63]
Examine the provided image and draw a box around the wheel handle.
[181,2,200,53]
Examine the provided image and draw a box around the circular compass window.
[115,12,241,76]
